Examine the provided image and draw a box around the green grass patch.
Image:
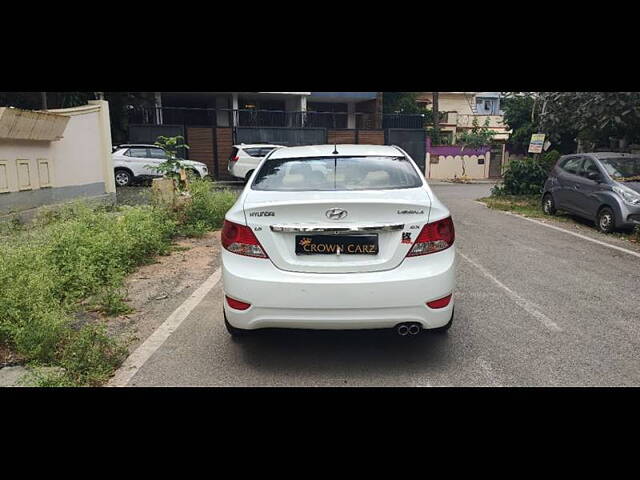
[477,195,547,218]
[478,194,640,243]
[0,182,238,386]
[177,180,238,237]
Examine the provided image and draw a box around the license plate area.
[295,234,379,255]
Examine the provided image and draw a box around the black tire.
[244,170,254,184]
[597,206,616,233]
[114,169,133,187]
[430,307,454,334]
[224,311,251,338]
[186,169,201,180]
[542,193,557,216]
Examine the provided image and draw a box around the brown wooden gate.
[186,127,214,174]
[185,127,234,180]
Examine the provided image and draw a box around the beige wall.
[0,101,115,215]
[427,152,491,179]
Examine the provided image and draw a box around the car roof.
[268,144,403,160]
[570,152,640,159]
[116,144,162,149]
[234,144,283,149]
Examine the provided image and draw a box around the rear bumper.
[222,247,456,330]
[228,162,247,179]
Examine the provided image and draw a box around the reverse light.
[427,294,452,309]
[221,220,268,258]
[226,295,251,310]
[406,216,455,257]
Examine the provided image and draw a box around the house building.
[415,92,511,179]
[416,92,510,144]
[145,92,383,130]
[127,92,413,180]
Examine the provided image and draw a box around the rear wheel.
[114,169,133,187]
[430,308,454,334]
[597,206,616,233]
[186,169,201,180]
[542,193,557,215]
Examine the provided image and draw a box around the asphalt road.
[123,184,640,386]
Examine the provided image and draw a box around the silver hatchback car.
[542,152,640,233]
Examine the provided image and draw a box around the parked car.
[227,144,283,182]
[221,144,456,338]
[112,144,209,187]
[542,152,640,233]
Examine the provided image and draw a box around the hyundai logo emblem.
[326,208,348,220]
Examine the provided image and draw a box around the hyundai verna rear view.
[220,144,456,337]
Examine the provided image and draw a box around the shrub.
[178,180,238,235]
[0,202,176,385]
[492,156,549,196]
[1,184,236,386]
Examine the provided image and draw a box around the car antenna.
[332,144,339,155]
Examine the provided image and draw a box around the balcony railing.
[129,107,425,131]
[128,106,385,129]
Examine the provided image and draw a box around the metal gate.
[489,144,504,178]
[386,129,427,172]
[236,127,327,146]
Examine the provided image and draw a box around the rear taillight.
[427,294,452,309]
[226,295,251,310]
[221,220,268,258]
[230,156,239,162]
[406,216,455,257]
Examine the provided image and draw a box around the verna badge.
[326,208,348,220]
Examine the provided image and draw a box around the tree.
[501,94,536,154]
[539,92,640,152]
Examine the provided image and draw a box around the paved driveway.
[120,184,640,386]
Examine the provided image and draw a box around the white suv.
[112,144,209,187]
[227,144,283,182]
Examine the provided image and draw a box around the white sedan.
[221,144,456,337]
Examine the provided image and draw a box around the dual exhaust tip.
[396,323,422,336]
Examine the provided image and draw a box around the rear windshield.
[599,157,640,181]
[251,156,423,191]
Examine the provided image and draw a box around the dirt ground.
[105,231,222,353]
[0,343,25,369]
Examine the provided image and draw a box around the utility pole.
[432,92,439,142]
[41,92,47,110]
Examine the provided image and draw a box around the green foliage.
[492,157,548,196]
[0,182,238,385]
[383,92,426,114]
[457,117,497,150]
[478,195,544,218]
[153,136,191,190]
[501,95,536,154]
[0,202,176,385]
[177,180,238,236]
[540,149,561,173]
[540,92,640,150]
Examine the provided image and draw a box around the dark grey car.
[542,152,640,233]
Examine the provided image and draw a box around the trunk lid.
[243,188,431,273]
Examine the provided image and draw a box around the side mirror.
[587,171,602,182]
